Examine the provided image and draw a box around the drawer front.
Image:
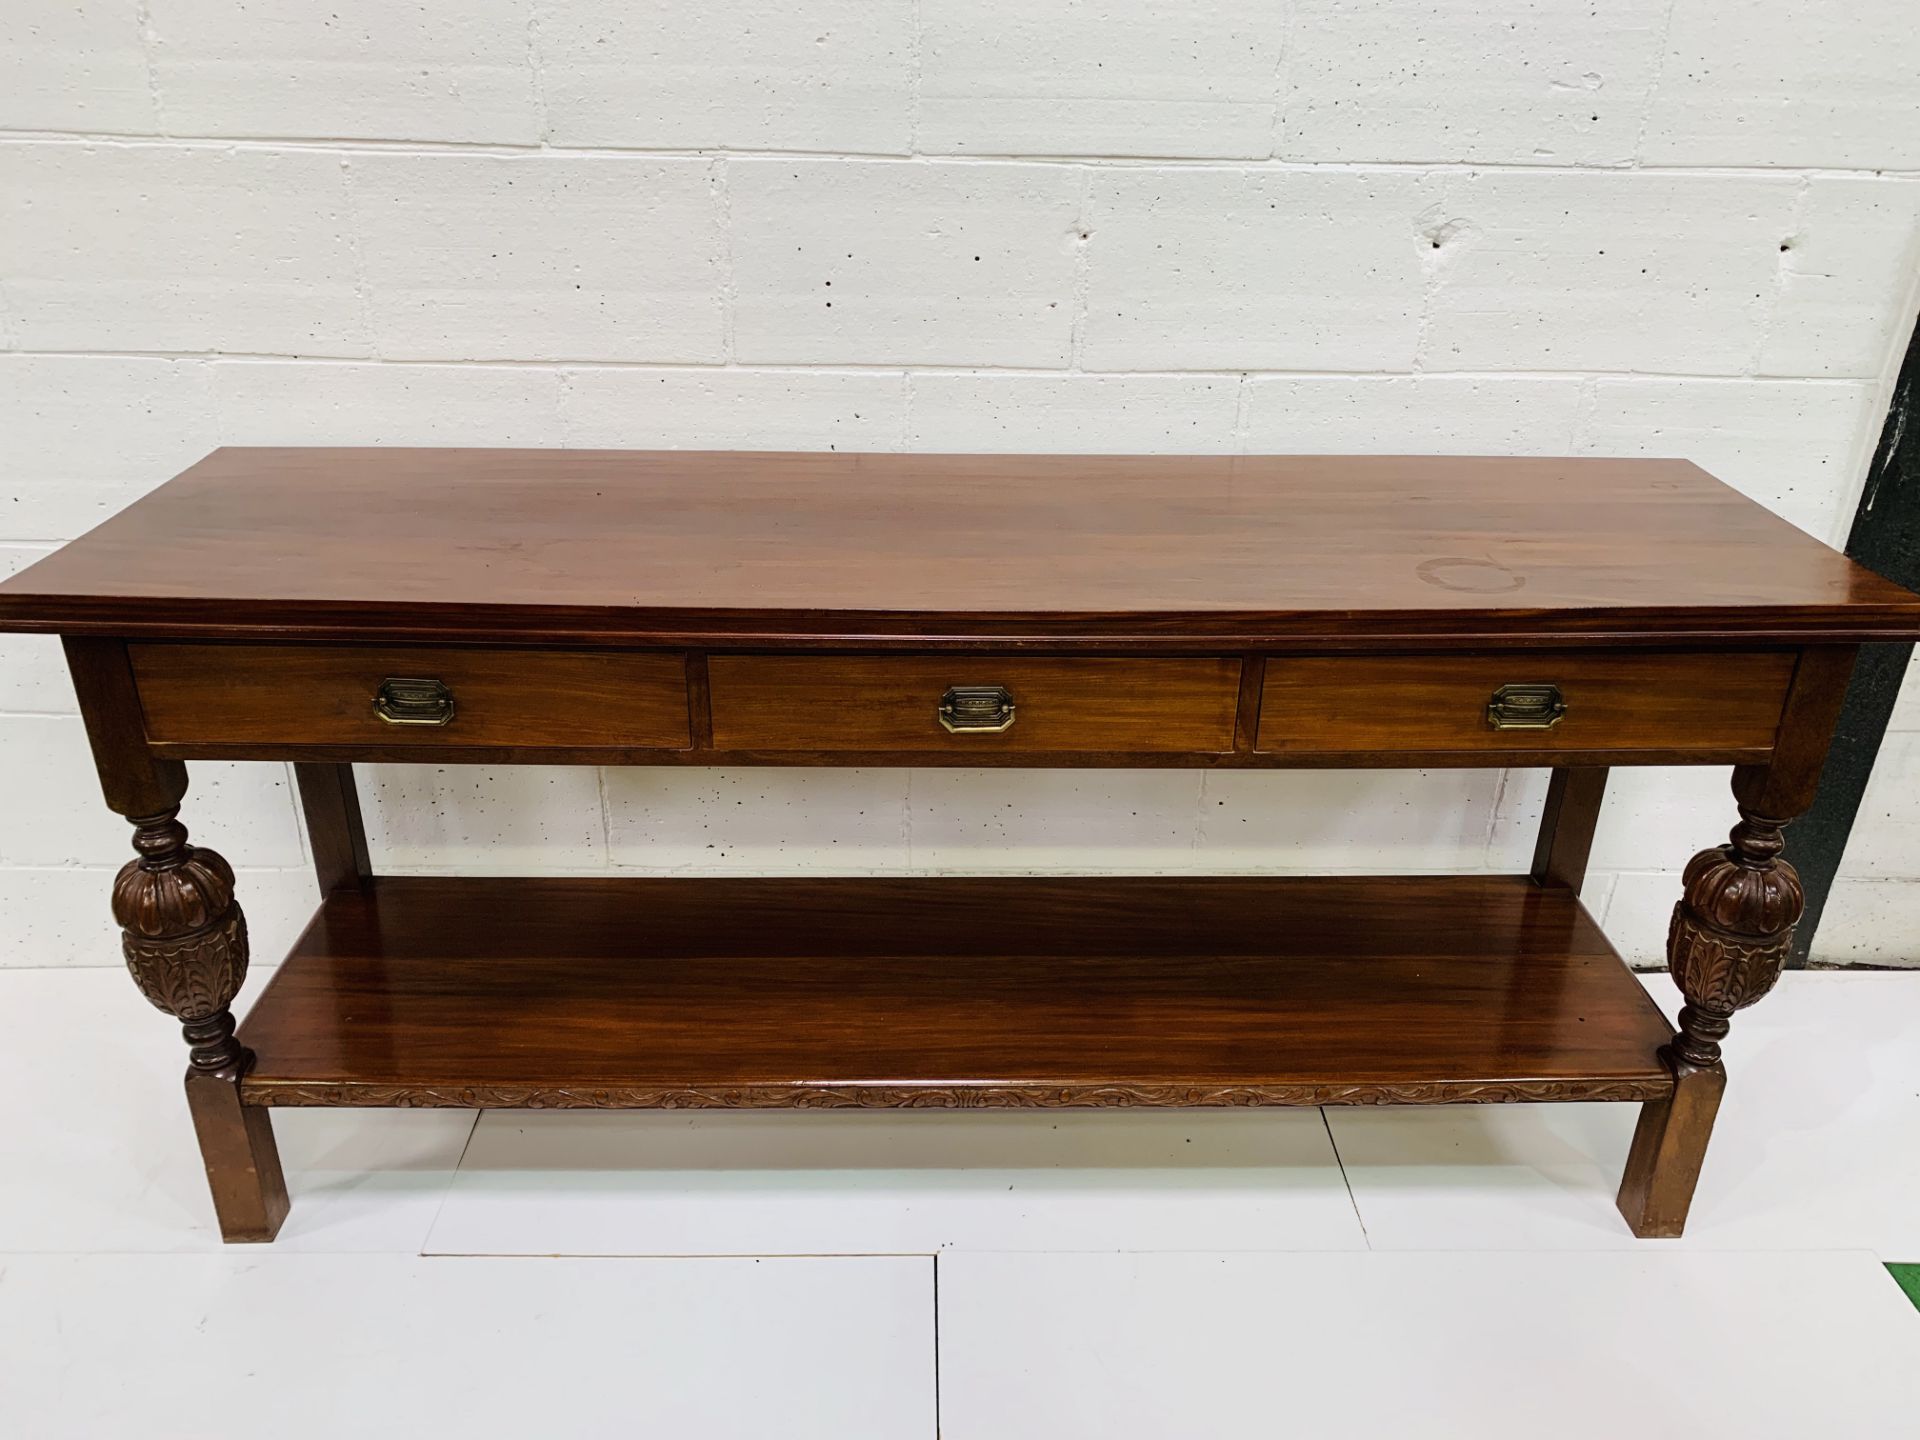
[132,645,690,749]
[708,655,1242,753]
[1257,651,1795,756]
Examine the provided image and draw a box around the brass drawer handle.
[1487,683,1566,731]
[939,684,1016,734]
[374,676,455,726]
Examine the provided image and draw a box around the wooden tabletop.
[2,448,1915,648]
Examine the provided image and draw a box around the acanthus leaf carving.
[112,809,250,1072]
[1666,807,1803,1067]
[245,1077,1673,1110]
[122,907,250,1023]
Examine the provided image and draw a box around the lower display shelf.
[236,875,1677,1110]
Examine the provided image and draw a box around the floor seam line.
[415,1107,484,1257]
[1320,1106,1372,1250]
[932,1250,944,1438]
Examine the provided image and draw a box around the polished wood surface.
[238,875,1674,1107]
[292,763,370,896]
[1257,650,1795,756]
[1617,1056,1726,1238]
[1531,767,1609,892]
[708,655,1241,753]
[4,449,1919,647]
[184,1069,289,1244]
[131,642,1806,770]
[20,452,1919,1242]
[62,637,187,818]
[131,644,690,749]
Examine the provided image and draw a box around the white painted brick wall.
[1640,2,1920,170]
[352,152,724,362]
[361,765,611,874]
[1281,0,1671,166]
[0,3,155,135]
[0,547,65,710]
[1892,653,1920,734]
[0,355,218,540]
[908,373,1239,452]
[730,159,1083,366]
[1083,168,1445,371]
[0,716,306,869]
[1578,379,1879,545]
[604,768,912,873]
[2,2,1918,969]
[1817,650,1920,963]
[211,361,567,447]
[562,367,907,450]
[147,0,543,145]
[1240,376,1587,455]
[917,1,1282,159]
[1759,178,1920,379]
[1419,171,1795,374]
[539,1,914,154]
[0,142,364,354]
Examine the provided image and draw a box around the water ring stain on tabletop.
[1415,557,1527,594]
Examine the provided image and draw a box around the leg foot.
[185,1069,290,1243]
[1616,1056,1725,1238]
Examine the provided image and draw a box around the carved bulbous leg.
[1620,805,1803,1239]
[113,809,252,1075]
[113,807,287,1242]
[1665,808,1803,1067]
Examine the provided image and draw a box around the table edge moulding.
[3,449,1917,1244]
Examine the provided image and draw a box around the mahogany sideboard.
[3,448,1918,1244]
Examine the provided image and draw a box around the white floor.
[2,967,1917,1437]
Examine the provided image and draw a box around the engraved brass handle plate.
[939,684,1017,734]
[374,676,455,727]
[1486,682,1566,731]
